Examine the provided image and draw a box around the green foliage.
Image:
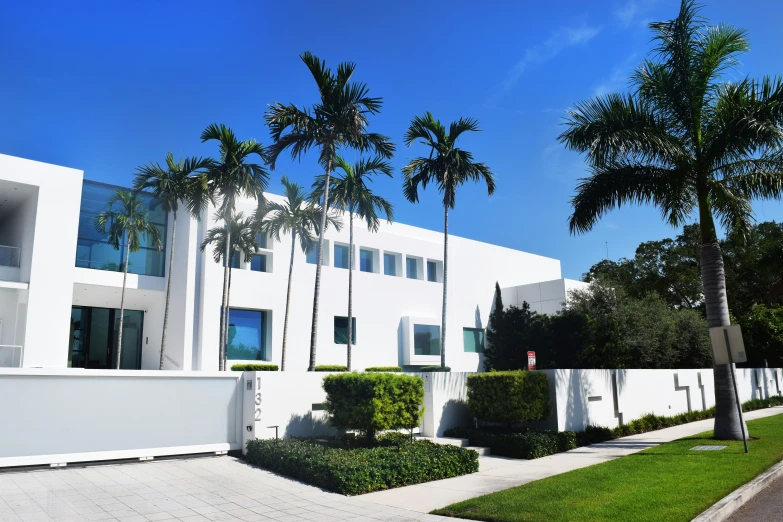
[739,305,783,367]
[484,301,548,371]
[467,371,550,425]
[444,428,576,459]
[364,366,402,372]
[322,373,424,439]
[230,363,278,371]
[420,365,451,372]
[314,365,348,372]
[245,436,478,495]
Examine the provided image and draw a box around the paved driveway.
[0,457,459,522]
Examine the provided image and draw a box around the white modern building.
[0,154,585,372]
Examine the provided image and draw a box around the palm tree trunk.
[159,211,176,370]
[281,232,296,371]
[116,242,131,370]
[224,264,233,371]
[219,210,232,371]
[441,206,449,371]
[347,211,354,371]
[308,158,332,371]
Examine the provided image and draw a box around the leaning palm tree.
[201,124,269,370]
[558,0,783,440]
[265,52,395,371]
[134,153,212,370]
[402,113,495,370]
[259,176,342,371]
[311,156,393,370]
[94,190,162,369]
[200,212,258,370]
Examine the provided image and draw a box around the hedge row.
[314,365,348,372]
[443,428,576,459]
[467,371,550,425]
[420,365,451,372]
[365,366,402,372]
[245,436,478,495]
[230,363,278,371]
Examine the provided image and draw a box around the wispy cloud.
[615,0,659,29]
[497,24,603,95]
[592,53,637,97]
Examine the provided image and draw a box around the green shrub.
[322,372,424,440]
[230,363,278,371]
[314,365,348,372]
[576,425,614,446]
[245,437,478,495]
[466,371,551,425]
[364,366,402,372]
[420,365,451,372]
[443,427,576,459]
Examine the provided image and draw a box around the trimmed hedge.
[230,363,278,371]
[365,366,402,372]
[245,436,478,495]
[314,365,348,372]
[467,371,551,425]
[420,365,451,372]
[444,428,576,459]
[323,372,424,440]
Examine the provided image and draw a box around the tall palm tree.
[201,123,269,370]
[311,156,393,370]
[94,190,162,369]
[402,113,495,370]
[259,176,342,371]
[134,153,212,370]
[265,52,395,371]
[558,0,783,440]
[200,212,259,371]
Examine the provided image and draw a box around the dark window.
[334,244,350,269]
[427,261,438,282]
[414,324,440,355]
[68,306,143,369]
[463,328,485,353]
[406,257,418,279]
[226,309,268,361]
[250,254,267,272]
[360,249,374,273]
[334,316,357,344]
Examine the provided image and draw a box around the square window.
[384,253,396,276]
[427,261,438,282]
[306,245,320,264]
[360,249,374,273]
[224,251,241,268]
[463,328,485,353]
[334,244,350,269]
[226,309,268,360]
[413,324,440,355]
[334,316,357,344]
[250,254,267,272]
[255,232,268,249]
[406,257,418,279]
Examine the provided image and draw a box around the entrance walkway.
[361,406,783,513]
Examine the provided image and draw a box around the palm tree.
[402,113,495,370]
[311,156,393,370]
[259,176,342,371]
[134,153,212,370]
[265,52,395,371]
[200,212,259,370]
[558,0,783,440]
[94,190,162,369]
[201,124,269,370]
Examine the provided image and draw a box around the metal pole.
[724,329,749,454]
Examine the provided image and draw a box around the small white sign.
[709,324,747,365]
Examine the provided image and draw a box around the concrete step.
[414,435,492,456]
[465,446,491,456]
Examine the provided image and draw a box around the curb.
[692,459,783,522]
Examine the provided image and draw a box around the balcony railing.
[0,245,20,268]
[0,345,23,368]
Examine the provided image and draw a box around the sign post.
[527,351,536,371]
[709,324,749,454]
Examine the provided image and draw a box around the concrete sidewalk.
[359,406,783,513]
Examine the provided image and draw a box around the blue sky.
[1,0,782,279]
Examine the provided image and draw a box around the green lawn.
[433,413,783,522]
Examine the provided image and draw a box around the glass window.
[306,245,320,264]
[334,244,350,269]
[223,251,241,268]
[414,324,440,356]
[226,309,268,361]
[384,253,396,276]
[68,306,143,370]
[334,316,357,344]
[255,232,268,249]
[406,257,418,279]
[427,261,438,282]
[463,328,485,353]
[250,254,267,272]
[360,249,374,273]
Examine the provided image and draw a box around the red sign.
[527,351,536,370]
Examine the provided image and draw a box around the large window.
[463,328,485,353]
[427,261,438,282]
[306,244,320,264]
[226,309,268,361]
[334,316,357,344]
[414,324,440,355]
[384,253,397,276]
[75,181,167,277]
[334,244,350,269]
[68,306,143,370]
[360,249,374,273]
[406,257,418,279]
[250,254,267,272]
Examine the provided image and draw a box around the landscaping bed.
[444,427,576,459]
[245,433,479,495]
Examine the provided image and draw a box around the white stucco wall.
[502,278,590,315]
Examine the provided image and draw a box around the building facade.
[0,154,583,372]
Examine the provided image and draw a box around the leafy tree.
[559,1,783,440]
[311,156,393,370]
[265,52,394,371]
[94,190,162,369]
[201,124,268,370]
[739,305,783,368]
[259,176,341,371]
[402,112,495,370]
[133,153,212,369]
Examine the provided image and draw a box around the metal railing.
[0,345,23,368]
[0,245,20,268]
